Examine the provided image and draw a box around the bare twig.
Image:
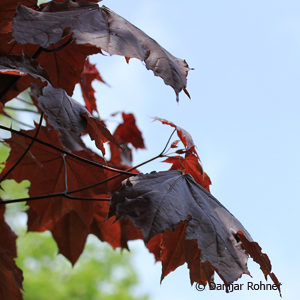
[1,112,35,129]
[0,193,110,205]
[0,113,44,183]
[0,124,137,176]
[32,37,74,59]
[62,154,68,193]
[68,129,177,195]
[0,129,176,205]
[4,106,39,114]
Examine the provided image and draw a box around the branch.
[62,154,68,193]
[0,113,44,183]
[0,130,176,204]
[1,111,35,129]
[0,37,74,101]
[0,193,110,205]
[4,106,39,114]
[32,37,74,59]
[0,124,137,176]
[16,97,34,105]
[68,129,177,195]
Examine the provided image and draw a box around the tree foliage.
[0,0,281,299]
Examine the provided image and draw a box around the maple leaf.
[80,58,105,114]
[109,170,280,291]
[163,155,211,191]
[108,112,145,166]
[12,2,190,101]
[38,37,99,96]
[155,117,197,154]
[0,1,98,100]
[0,0,36,35]
[114,113,145,150]
[2,125,142,264]
[0,55,118,154]
[0,205,23,299]
[155,117,211,191]
[90,200,143,250]
[35,83,119,154]
[0,55,48,104]
[146,221,215,286]
[2,126,105,263]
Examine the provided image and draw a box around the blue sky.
[76,1,299,299]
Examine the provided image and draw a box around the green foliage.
[16,233,148,300]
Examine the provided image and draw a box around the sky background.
[3,0,298,299]
[75,1,300,299]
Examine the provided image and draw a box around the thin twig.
[4,106,39,114]
[16,97,33,105]
[68,129,177,195]
[1,112,35,129]
[32,37,74,59]
[0,113,44,183]
[62,154,68,193]
[0,130,176,205]
[0,193,110,205]
[0,124,137,176]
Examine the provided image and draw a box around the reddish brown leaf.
[2,126,106,262]
[32,82,118,154]
[155,117,196,154]
[114,113,145,149]
[109,142,133,166]
[90,200,143,250]
[0,205,23,299]
[2,124,141,263]
[156,118,211,191]
[163,154,211,191]
[0,3,98,99]
[236,231,282,296]
[109,170,279,288]
[147,221,215,286]
[0,55,48,104]
[170,140,180,148]
[0,0,36,35]
[80,59,105,114]
[37,37,99,96]
[52,211,90,265]
[12,3,190,100]
[82,112,120,155]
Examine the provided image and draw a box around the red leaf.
[38,37,99,96]
[12,3,190,101]
[0,55,48,104]
[82,112,120,155]
[156,118,211,191]
[236,231,282,296]
[2,125,142,263]
[90,200,143,250]
[155,117,196,154]
[114,113,145,149]
[163,154,211,191]
[108,112,144,166]
[2,126,106,262]
[109,170,280,292]
[147,221,215,285]
[80,58,105,114]
[0,0,36,35]
[52,211,90,265]
[0,205,23,299]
